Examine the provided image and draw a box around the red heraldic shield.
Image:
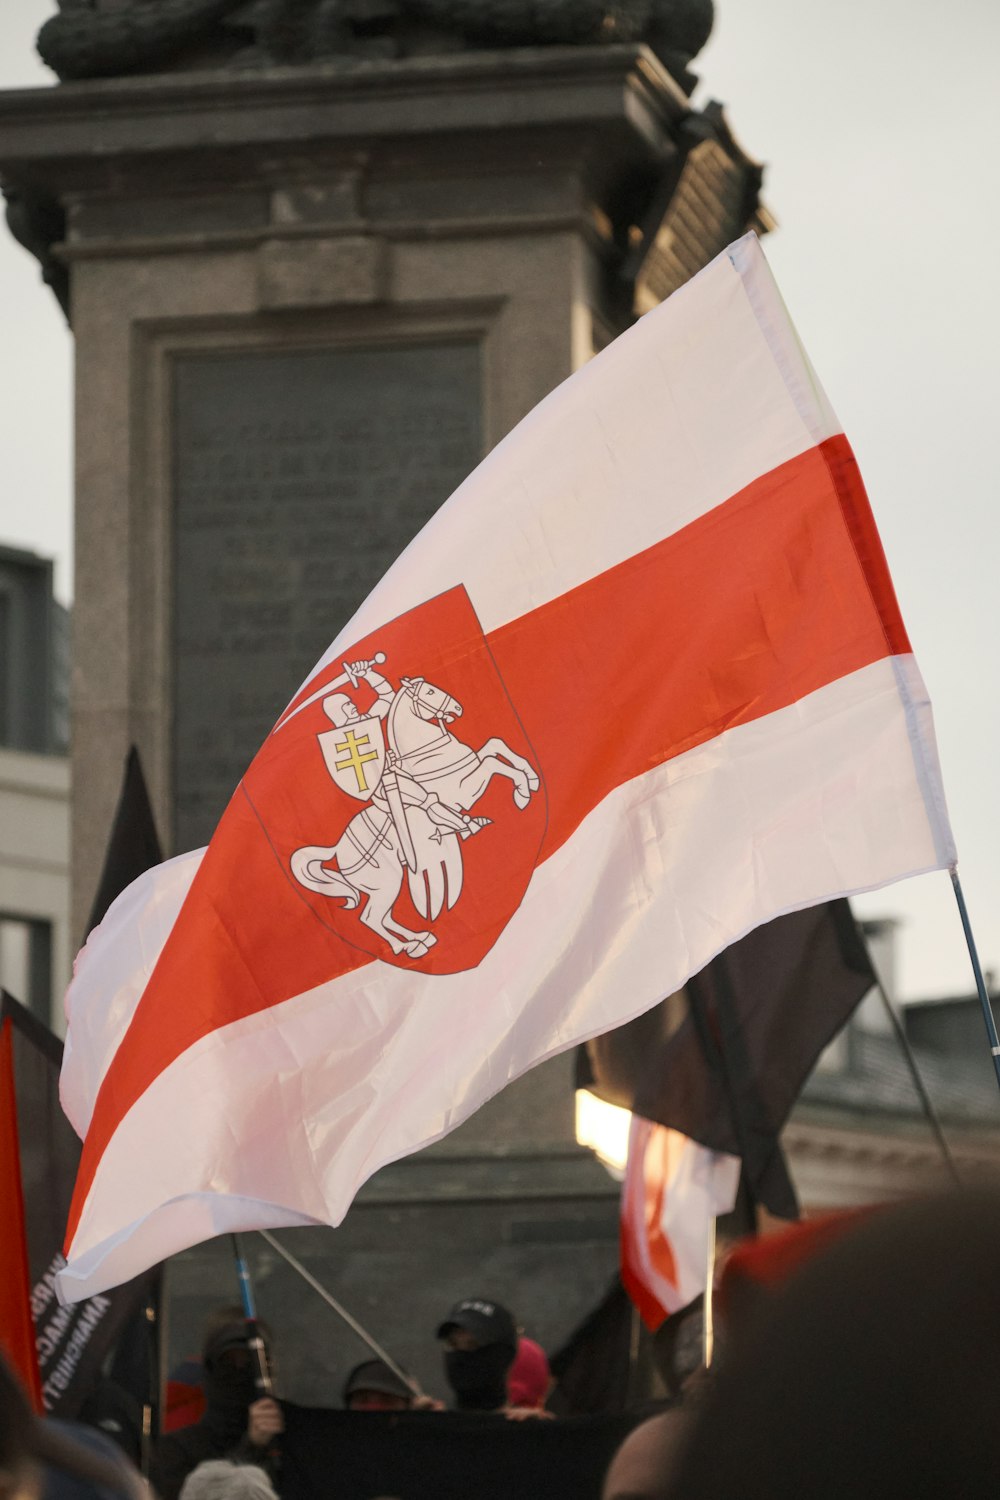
[245,585,547,974]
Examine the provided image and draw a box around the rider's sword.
[271,652,387,735]
[381,766,419,875]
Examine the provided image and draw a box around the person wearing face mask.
[435,1300,519,1414]
[154,1311,283,1500]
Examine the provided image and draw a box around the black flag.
[548,1277,635,1415]
[6,749,166,1439]
[2,990,156,1424]
[87,745,163,933]
[578,901,875,1217]
[81,746,165,1456]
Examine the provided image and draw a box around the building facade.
[0,544,71,1028]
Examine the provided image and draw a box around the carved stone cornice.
[784,1109,1000,1210]
[0,45,766,321]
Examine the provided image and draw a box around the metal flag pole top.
[258,1229,421,1396]
[231,1233,273,1396]
[949,868,1000,1093]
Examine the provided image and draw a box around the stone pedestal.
[0,43,765,1386]
[0,45,700,923]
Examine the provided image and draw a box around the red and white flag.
[620,1119,740,1331]
[57,234,954,1302]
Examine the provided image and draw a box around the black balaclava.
[444,1344,516,1412]
[202,1325,262,1443]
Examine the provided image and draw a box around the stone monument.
[0,0,768,1400]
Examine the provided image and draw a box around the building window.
[0,914,52,1023]
[0,545,68,754]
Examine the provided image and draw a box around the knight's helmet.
[322,692,356,727]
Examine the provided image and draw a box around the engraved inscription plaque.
[172,343,482,850]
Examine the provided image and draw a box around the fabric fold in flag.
[58,232,955,1303]
[620,1119,741,1331]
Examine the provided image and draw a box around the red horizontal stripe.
[66,434,908,1251]
[494,433,908,862]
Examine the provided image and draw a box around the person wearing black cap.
[154,1309,283,1500]
[436,1299,519,1413]
[343,1360,443,1414]
[342,1362,414,1414]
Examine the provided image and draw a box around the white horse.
[290,674,536,955]
[292,801,441,959]
[387,676,540,813]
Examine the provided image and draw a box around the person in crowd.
[0,1354,146,1500]
[41,1423,147,1500]
[662,1188,1000,1500]
[602,1411,691,1500]
[342,1362,415,1413]
[178,1462,277,1500]
[436,1298,519,1413]
[436,1298,555,1419]
[154,1309,283,1500]
[343,1358,445,1414]
[75,1381,143,1469]
[506,1337,551,1413]
[0,1358,42,1500]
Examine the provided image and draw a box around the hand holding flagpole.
[231,1235,285,1463]
[231,1234,273,1397]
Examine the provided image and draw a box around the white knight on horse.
[290,654,539,959]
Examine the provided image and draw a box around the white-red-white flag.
[620,1118,740,1331]
[57,234,955,1302]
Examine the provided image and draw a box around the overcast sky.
[1,0,998,1002]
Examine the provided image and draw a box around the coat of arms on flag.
[266,587,546,969]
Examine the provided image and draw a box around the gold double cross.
[334,728,380,794]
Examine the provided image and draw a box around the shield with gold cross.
[318,717,386,803]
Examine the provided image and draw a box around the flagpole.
[873,979,961,1186]
[702,1217,717,1368]
[230,1234,273,1396]
[155,1263,170,1468]
[257,1229,421,1395]
[949,868,1000,1094]
[139,1281,161,1479]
